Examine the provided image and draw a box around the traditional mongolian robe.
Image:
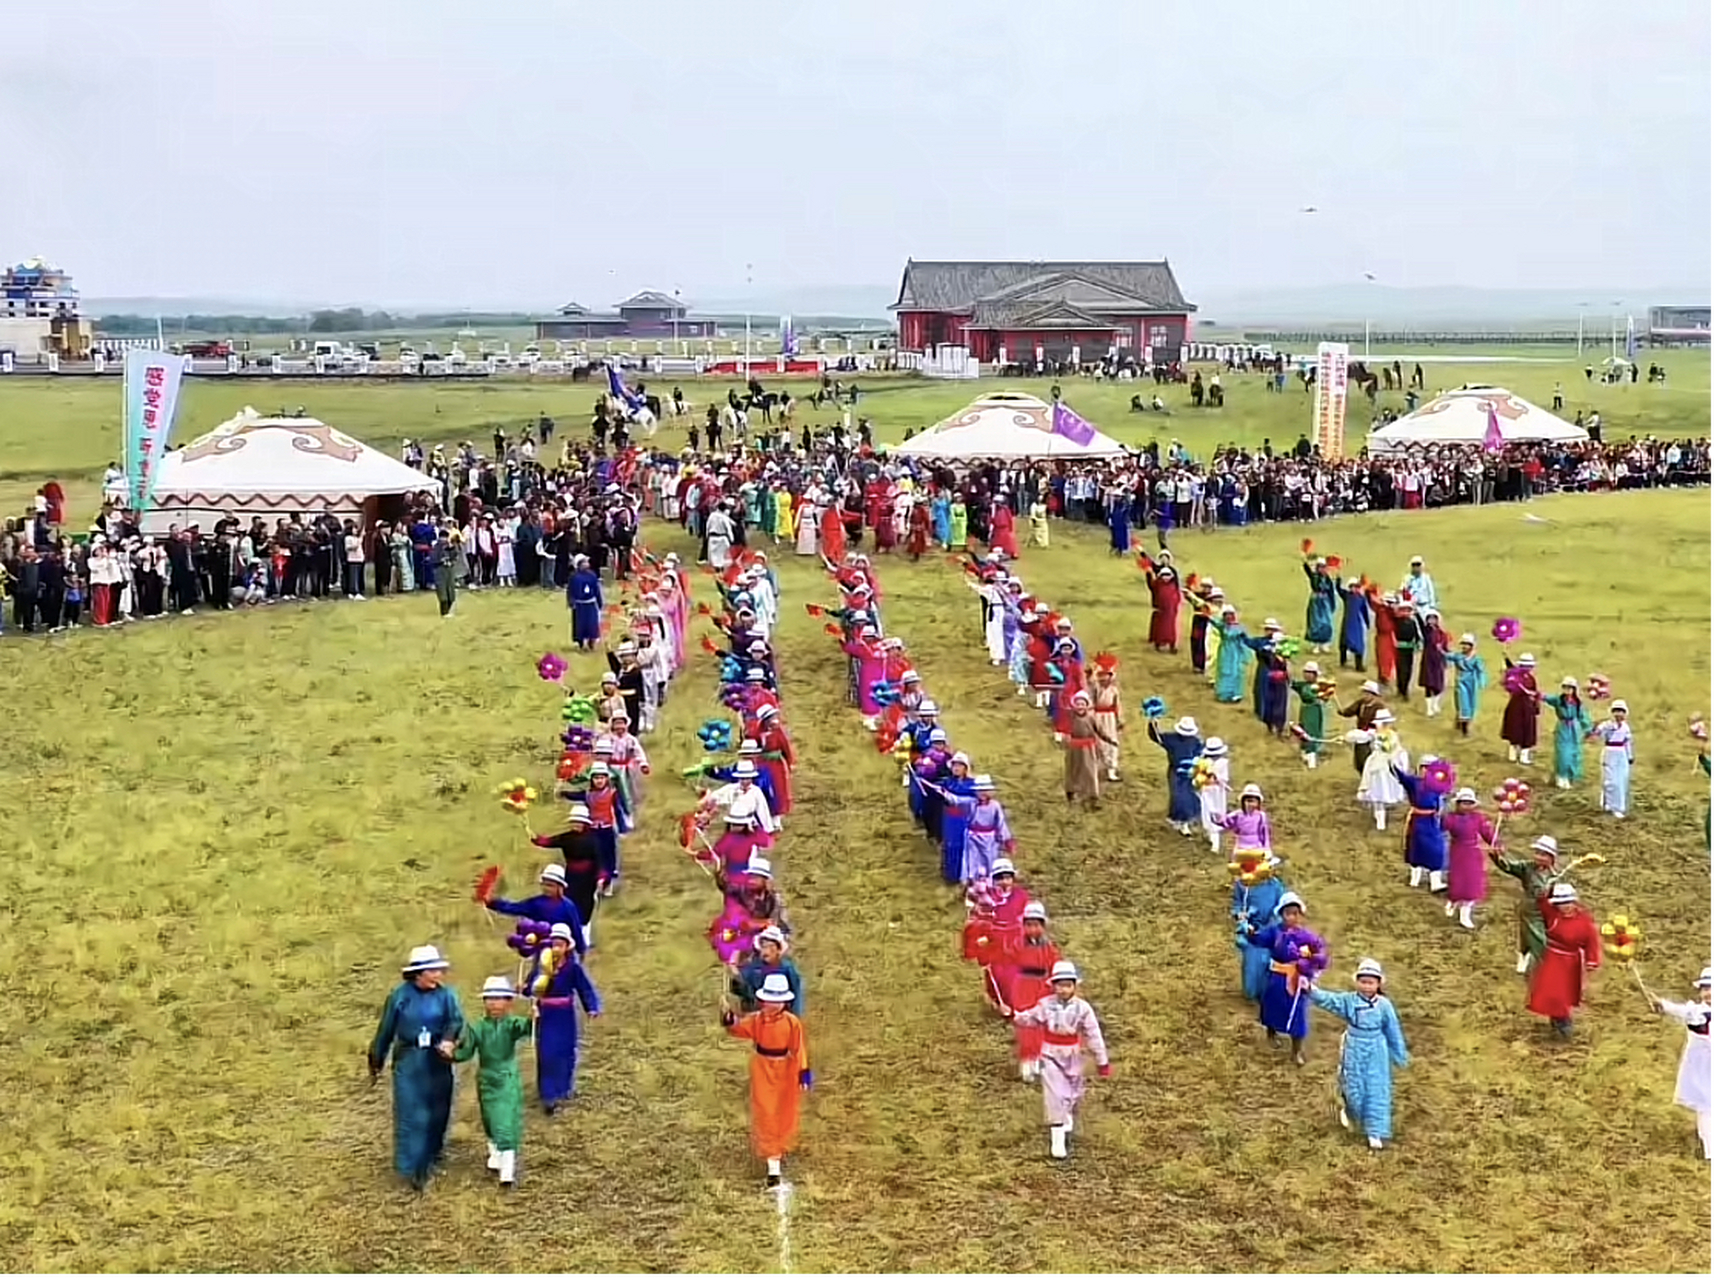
[1220,808,1273,855]
[1657,998,1712,1153]
[369,981,466,1182]
[843,637,887,716]
[453,1014,532,1159]
[1291,679,1329,759]
[1419,622,1448,699]
[1337,584,1371,668]
[1004,934,1062,1067]
[1489,853,1561,968]
[1303,563,1336,645]
[1147,723,1203,823]
[1063,709,1115,801]
[1091,681,1124,775]
[1232,877,1287,1001]
[1526,898,1602,1023]
[958,795,1015,883]
[1308,987,1410,1142]
[1448,650,1487,724]
[1543,692,1593,782]
[937,775,979,884]
[1591,718,1634,816]
[1393,768,1448,873]
[1213,621,1250,703]
[1252,924,1328,1038]
[1442,809,1496,903]
[725,1008,810,1160]
[530,955,601,1106]
[1500,659,1541,750]
[568,566,604,645]
[1010,994,1110,1126]
[1144,560,1182,651]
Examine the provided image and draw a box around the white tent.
[892,391,1129,460]
[144,408,436,532]
[1366,385,1589,453]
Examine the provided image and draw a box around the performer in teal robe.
[1303,559,1337,647]
[369,947,466,1189]
[1232,873,1287,1002]
[1542,679,1593,786]
[931,493,952,547]
[1308,959,1410,1148]
[1446,636,1488,734]
[1213,616,1251,704]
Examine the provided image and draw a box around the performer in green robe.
[454,976,534,1186]
[1542,678,1593,788]
[369,946,465,1190]
[949,499,968,547]
[1488,835,1567,976]
[1213,611,1251,704]
[1290,661,1330,769]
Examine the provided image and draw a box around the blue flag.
[606,362,646,415]
[1050,400,1097,447]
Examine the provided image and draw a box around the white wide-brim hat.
[539,863,568,887]
[1355,958,1385,981]
[481,976,517,999]
[1202,738,1228,756]
[757,973,795,1003]
[1049,961,1080,984]
[403,945,450,974]
[991,857,1017,877]
[1549,883,1579,904]
[1174,717,1200,736]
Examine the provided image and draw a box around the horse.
[569,365,591,384]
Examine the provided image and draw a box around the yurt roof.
[893,391,1128,460]
[1366,385,1589,452]
[149,408,435,509]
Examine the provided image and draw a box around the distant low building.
[1648,304,1710,346]
[890,259,1196,364]
[535,290,719,341]
[0,256,80,354]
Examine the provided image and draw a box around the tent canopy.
[892,391,1128,460]
[143,407,434,531]
[1366,385,1590,453]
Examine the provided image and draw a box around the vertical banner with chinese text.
[123,349,187,511]
[1312,341,1350,460]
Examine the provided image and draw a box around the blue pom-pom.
[1047,663,1065,684]
[1141,696,1169,719]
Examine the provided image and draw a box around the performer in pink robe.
[991,503,1019,559]
[843,627,888,717]
[1441,786,1497,930]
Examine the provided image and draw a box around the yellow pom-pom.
[1600,923,1616,937]
[1227,862,1243,875]
[1612,915,1629,930]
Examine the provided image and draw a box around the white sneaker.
[1515,953,1531,974]
[487,1142,502,1171]
[1338,1106,1351,1130]
[1049,1125,1068,1159]
[1409,867,1424,888]
[1062,1113,1074,1135]
[1367,1136,1384,1150]
[1444,899,1456,916]
[498,1151,516,1185]
[1105,768,1119,781]
[1458,904,1476,930]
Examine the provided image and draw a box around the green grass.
[1,369,1710,1271]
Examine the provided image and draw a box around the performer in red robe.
[1004,902,1062,1080]
[1527,884,1603,1037]
[821,504,847,564]
[990,503,1019,559]
[907,500,932,561]
[755,705,796,816]
[1141,549,1183,653]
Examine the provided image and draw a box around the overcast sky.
[6,0,1707,309]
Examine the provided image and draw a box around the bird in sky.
[1363,272,1378,281]
[1299,206,1319,213]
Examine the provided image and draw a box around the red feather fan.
[805,603,826,617]
[823,622,842,637]
[1092,651,1120,675]
[700,635,720,655]
[1301,537,1315,555]
[696,602,713,615]
[473,866,502,904]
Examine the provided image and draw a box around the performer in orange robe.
[820,504,847,565]
[722,973,811,1186]
[1527,883,1603,1038]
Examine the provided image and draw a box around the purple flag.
[1050,400,1097,447]
[1481,403,1504,454]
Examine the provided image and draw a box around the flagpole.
[744,263,753,376]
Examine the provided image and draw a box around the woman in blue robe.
[1308,958,1410,1148]
[529,925,602,1112]
[1108,494,1131,555]
[1232,872,1287,1002]
[1249,893,1328,1065]
[566,556,604,649]
[368,946,466,1190]
[1213,615,1251,703]
[1336,580,1371,671]
[1243,628,1282,719]
[1303,559,1337,648]
[1392,761,1448,889]
[1147,717,1203,833]
[938,769,979,883]
[931,493,952,547]
[1447,636,1488,733]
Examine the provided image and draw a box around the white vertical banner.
[1313,341,1351,460]
[122,348,188,510]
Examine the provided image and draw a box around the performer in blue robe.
[1213,617,1251,703]
[1447,637,1488,735]
[1107,493,1131,555]
[567,557,604,649]
[1249,893,1327,1063]
[486,864,589,957]
[1147,718,1203,832]
[938,771,979,883]
[1232,872,1287,1002]
[410,518,437,591]
[368,947,465,1189]
[1336,579,1371,671]
[1243,629,1282,720]
[1308,958,1410,1148]
[1392,762,1448,889]
[528,926,602,1112]
[931,493,951,547]
[1303,560,1337,647]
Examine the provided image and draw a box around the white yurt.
[1366,385,1589,453]
[143,408,437,532]
[892,391,1129,460]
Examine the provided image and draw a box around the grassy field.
[0,364,1709,1271]
[1,348,1707,521]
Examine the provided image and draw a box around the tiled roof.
[616,290,684,310]
[892,260,1193,314]
[965,300,1123,330]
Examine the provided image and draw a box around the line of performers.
[367,551,697,1191]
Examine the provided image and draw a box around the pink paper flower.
[537,652,568,682]
[1491,617,1521,644]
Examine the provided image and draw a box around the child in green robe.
[1290,660,1331,770]
[454,976,534,1186]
